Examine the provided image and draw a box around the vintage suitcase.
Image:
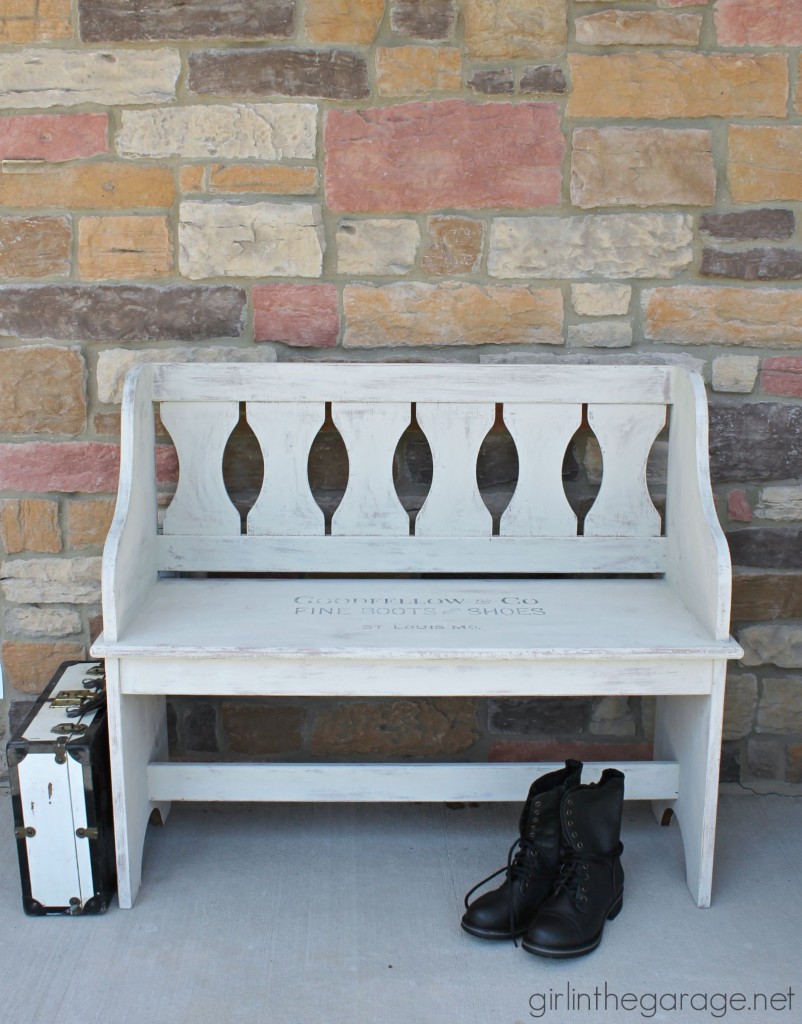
[6,660,116,915]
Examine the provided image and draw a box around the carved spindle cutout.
[247,402,326,536]
[501,404,581,537]
[331,403,410,536]
[415,403,495,536]
[161,401,240,536]
[584,404,666,537]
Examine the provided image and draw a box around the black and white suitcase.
[6,661,116,915]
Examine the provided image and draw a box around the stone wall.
[2,0,802,787]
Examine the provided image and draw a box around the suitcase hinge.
[75,827,99,841]
[14,826,36,839]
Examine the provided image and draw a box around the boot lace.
[464,834,550,944]
[553,841,624,908]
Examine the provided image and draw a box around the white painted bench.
[91,363,743,909]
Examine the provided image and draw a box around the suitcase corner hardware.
[14,826,36,839]
[75,827,99,840]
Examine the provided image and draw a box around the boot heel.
[607,892,624,921]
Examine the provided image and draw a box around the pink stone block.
[0,114,108,161]
[727,489,753,523]
[324,100,564,212]
[253,284,339,347]
[0,442,176,492]
[762,356,802,397]
[715,0,802,46]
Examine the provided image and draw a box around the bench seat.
[94,577,739,679]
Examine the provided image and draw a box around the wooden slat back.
[160,401,240,537]
[149,363,682,572]
[331,403,410,536]
[415,402,495,537]
[247,402,325,536]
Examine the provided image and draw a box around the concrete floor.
[0,790,800,1024]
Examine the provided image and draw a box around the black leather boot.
[461,760,582,940]
[521,768,625,958]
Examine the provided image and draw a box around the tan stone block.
[0,217,71,278]
[179,165,205,193]
[1,641,87,693]
[711,355,759,393]
[567,322,633,348]
[729,126,802,203]
[644,286,802,347]
[575,10,702,46]
[0,162,175,211]
[306,0,384,43]
[463,0,566,59]
[336,219,420,275]
[421,217,484,275]
[4,605,82,640]
[118,104,316,160]
[207,164,319,195]
[571,127,715,208]
[754,486,802,522]
[343,282,563,347]
[66,498,116,548]
[571,283,631,316]
[179,200,324,279]
[0,0,70,41]
[490,214,692,279]
[78,216,172,280]
[0,346,86,435]
[0,556,101,604]
[0,49,180,108]
[36,0,72,37]
[568,53,788,119]
[311,699,478,757]
[376,46,461,96]
[0,499,61,554]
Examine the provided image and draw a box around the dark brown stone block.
[732,571,802,621]
[311,698,478,758]
[488,740,653,762]
[221,701,306,756]
[182,701,219,754]
[701,247,802,280]
[469,69,514,95]
[391,0,457,40]
[188,48,369,100]
[0,217,71,278]
[487,698,589,736]
[79,0,294,41]
[520,64,567,94]
[727,528,802,571]
[699,208,794,241]
[709,402,802,482]
[0,285,246,341]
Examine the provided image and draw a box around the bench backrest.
[111,361,719,579]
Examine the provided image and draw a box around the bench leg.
[105,660,171,909]
[651,663,726,908]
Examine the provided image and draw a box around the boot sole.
[520,892,623,959]
[461,919,529,940]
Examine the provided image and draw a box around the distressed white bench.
[91,363,742,909]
